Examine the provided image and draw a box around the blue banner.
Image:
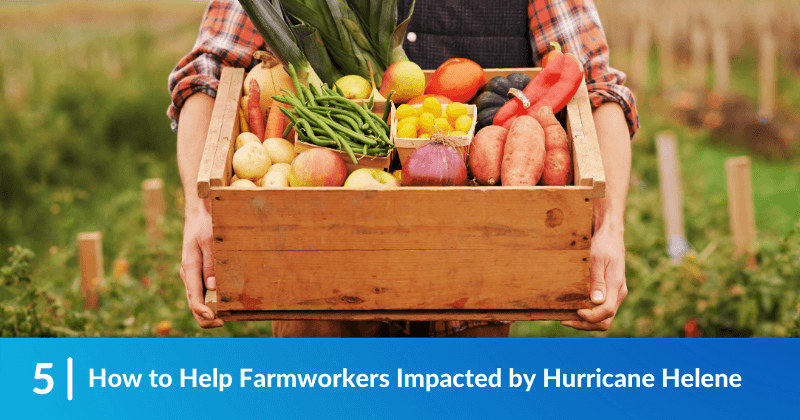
[1,338,797,419]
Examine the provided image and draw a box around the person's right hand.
[180,200,224,329]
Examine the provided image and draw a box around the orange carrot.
[248,79,265,141]
[264,101,285,139]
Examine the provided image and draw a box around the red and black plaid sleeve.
[167,0,263,131]
[528,0,639,137]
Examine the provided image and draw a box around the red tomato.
[406,94,452,106]
[425,58,486,103]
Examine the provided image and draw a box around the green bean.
[282,96,358,163]
[314,96,389,144]
[286,63,305,103]
[334,83,345,97]
[300,85,317,107]
[332,113,363,134]
[381,91,393,122]
[367,92,375,110]
[282,120,295,138]
[283,95,380,147]
[296,119,336,147]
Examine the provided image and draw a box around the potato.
[232,142,271,180]
[262,137,296,165]
[230,178,258,189]
[535,106,569,152]
[469,125,508,186]
[501,116,545,186]
[541,148,572,186]
[268,162,292,176]
[261,170,290,188]
[235,132,261,152]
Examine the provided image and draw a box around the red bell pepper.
[492,49,584,130]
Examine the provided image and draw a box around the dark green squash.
[473,72,532,129]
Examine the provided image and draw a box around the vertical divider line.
[67,357,73,401]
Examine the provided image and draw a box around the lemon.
[397,123,417,138]
[433,117,451,133]
[334,75,372,99]
[398,116,419,130]
[454,114,473,133]
[396,104,418,120]
[422,97,442,117]
[446,102,468,121]
[418,112,436,131]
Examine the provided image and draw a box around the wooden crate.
[198,67,605,322]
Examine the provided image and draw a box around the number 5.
[33,363,54,395]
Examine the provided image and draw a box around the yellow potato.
[230,179,258,189]
[232,142,271,180]
[235,132,260,151]
[268,162,292,176]
[261,170,290,188]
[262,137,296,165]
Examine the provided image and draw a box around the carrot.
[248,79,266,141]
[239,96,250,133]
[264,101,285,139]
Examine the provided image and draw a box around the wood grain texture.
[214,249,591,311]
[572,79,606,199]
[211,186,593,251]
[725,156,757,259]
[197,67,233,199]
[142,178,165,245]
[217,309,583,322]
[78,232,103,309]
[210,67,244,188]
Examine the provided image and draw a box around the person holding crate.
[169,0,637,336]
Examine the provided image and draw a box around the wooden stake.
[656,132,691,261]
[758,32,777,121]
[142,178,166,247]
[78,232,103,310]
[725,156,757,268]
[690,25,708,91]
[712,29,730,96]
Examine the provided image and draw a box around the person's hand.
[180,201,224,329]
[561,225,627,331]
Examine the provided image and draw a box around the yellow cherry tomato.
[422,97,442,118]
[418,112,436,131]
[454,114,473,133]
[398,116,419,130]
[449,130,466,137]
[397,123,417,138]
[433,117,451,133]
[395,104,418,120]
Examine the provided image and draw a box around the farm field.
[1,0,799,338]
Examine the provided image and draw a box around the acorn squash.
[473,72,532,129]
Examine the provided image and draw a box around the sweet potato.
[535,106,569,152]
[535,106,572,186]
[469,125,508,186]
[501,115,545,186]
[541,148,573,186]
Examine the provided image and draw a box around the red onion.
[401,136,468,186]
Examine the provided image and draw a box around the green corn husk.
[290,23,343,84]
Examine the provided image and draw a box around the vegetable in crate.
[473,72,531,130]
[401,134,467,186]
[500,115,545,186]
[425,58,486,103]
[245,50,296,116]
[469,125,508,186]
[534,106,572,186]
[493,47,584,130]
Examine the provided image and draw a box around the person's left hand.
[561,224,627,331]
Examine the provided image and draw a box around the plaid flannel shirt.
[168,0,637,337]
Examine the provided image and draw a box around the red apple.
[288,148,347,187]
[344,168,401,188]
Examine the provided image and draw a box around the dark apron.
[396,0,534,70]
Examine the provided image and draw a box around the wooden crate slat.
[217,309,583,322]
[197,67,234,198]
[210,67,244,187]
[215,249,591,311]
[572,78,606,199]
[210,187,593,251]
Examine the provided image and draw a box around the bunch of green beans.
[272,63,393,165]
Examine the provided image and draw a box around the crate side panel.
[215,249,591,311]
[211,187,593,251]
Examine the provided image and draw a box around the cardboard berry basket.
[293,99,393,175]
[197,67,605,322]
[391,102,477,164]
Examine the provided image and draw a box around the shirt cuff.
[168,73,219,132]
[586,81,639,138]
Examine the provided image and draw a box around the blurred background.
[1,0,798,337]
